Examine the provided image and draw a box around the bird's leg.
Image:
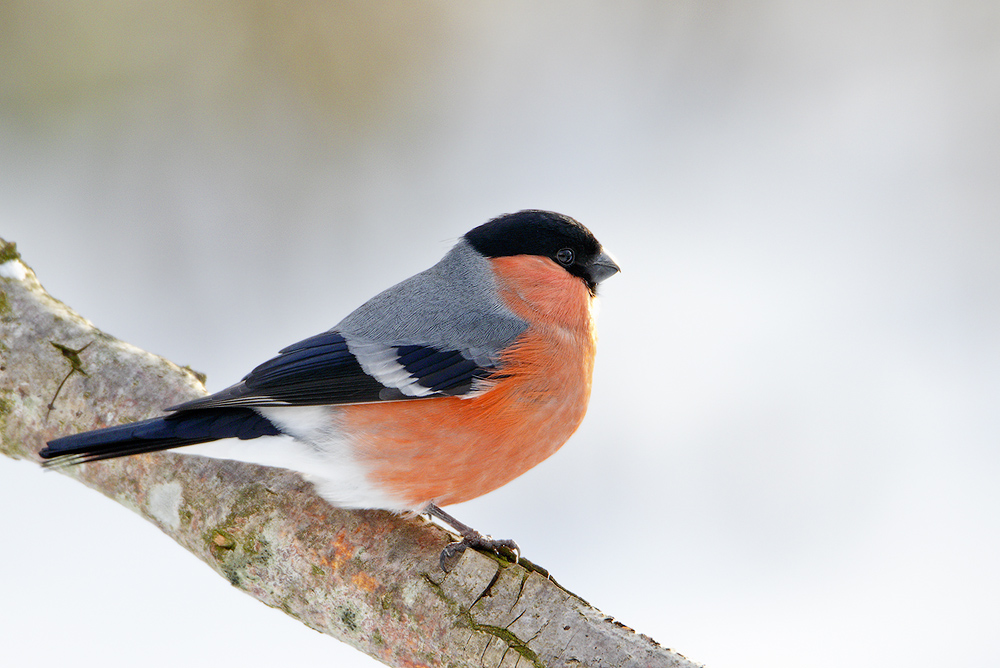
[426,503,520,570]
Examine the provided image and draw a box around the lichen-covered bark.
[0,236,702,668]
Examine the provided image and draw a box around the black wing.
[169,331,493,412]
[39,408,282,464]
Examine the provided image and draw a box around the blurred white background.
[2,2,998,667]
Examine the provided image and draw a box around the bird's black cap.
[465,210,600,260]
[464,210,618,293]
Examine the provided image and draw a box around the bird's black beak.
[586,250,621,285]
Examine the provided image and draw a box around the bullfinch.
[41,210,620,563]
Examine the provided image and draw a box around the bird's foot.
[426,504,520,571]
[439,532,521,570]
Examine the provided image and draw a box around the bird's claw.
[426,503,521,571]
[438,541,467,571]
[438,533,521,571]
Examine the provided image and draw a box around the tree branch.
[0,236,701,668]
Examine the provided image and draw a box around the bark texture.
[0,236,701,668]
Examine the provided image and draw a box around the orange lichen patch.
[213,533,234,547]
[318,529,357,572]
[341,255,598,509]
[352,571,379,592]
[392,658,432,668]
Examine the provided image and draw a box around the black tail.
[40,407,282,466]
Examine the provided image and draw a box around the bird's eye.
[555,248,575,266]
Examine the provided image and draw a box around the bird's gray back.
[335,240,527,366]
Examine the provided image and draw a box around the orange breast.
[339,255,598,509]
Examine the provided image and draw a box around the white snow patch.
[0,260,27,281]
[147,481,183,530]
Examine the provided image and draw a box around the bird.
[40,210,620,565]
